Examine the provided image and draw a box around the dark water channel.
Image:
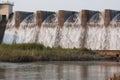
[0,61,120,80]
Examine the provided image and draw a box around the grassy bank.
[0,43,113,62]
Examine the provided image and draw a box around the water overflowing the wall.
[3,13,16,44]
[60,13,84,48]
[2,10,120,50]
[16,14,37,43]
[85,12,107,50]
[37,14,59,47]
[107,11,120,50]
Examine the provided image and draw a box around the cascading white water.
[3,14,17,44]
[3,14,38,44]
[2,11,120,50]
[15,14,38,43]
[37,14,59,47]
[85,13,107,50]
[106,13,120,50]
[60,13,84,48]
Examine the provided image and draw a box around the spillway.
[2,9,120,50]
[37,11,59,47]
[84,11,106,50]
[60,12,84,48]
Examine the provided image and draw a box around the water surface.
[0,61,120,80]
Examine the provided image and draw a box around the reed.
[0,43,110,62]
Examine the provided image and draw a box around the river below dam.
[0,61,120,80]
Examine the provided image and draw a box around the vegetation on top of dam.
[0,43,116,62]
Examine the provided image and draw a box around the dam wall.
[11,9,119,28]
[80,10,88,27]
[104,9,120,26]
[2,9,120,50]
[14,11,33,28]
[57,10,77,27]
[36,11,55,27]
[104,10,111,27]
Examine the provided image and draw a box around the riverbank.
[0,43,117,62]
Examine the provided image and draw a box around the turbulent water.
[37,14,59,47]
[3,14,16,44]
[60,13,84,48]
[16,14,38,43]
[2,12,120,50]
[85,13,107,50]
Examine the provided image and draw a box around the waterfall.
[16,14,38,43]
[3,14,17,44]
[2,10,120,50]
[107,13,120,50]
[37,14,59,47]
[60,13,84,48]
[85,13,107,50]
[3,14,38,44]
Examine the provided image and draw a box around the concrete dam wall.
[2,9,120,50]
[12,10,118,28]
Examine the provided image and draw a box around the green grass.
[0,43,110,62]
[0,43,46,50]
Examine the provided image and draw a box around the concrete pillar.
[104,10,111,27]
[57,10,64,27]
[35,11,55,27]
[14,11,20,28]
[57,10,77,27]
[14,11,33,28]
[101,11,105,20]
[36,11,42,27]
[80,10,88,27]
